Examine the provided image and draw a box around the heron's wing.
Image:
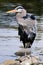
[22,17,37,34]
[27,13,33,17]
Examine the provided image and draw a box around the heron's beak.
[6,10,18,13]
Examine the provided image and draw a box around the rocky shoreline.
[0,48,43,65]
[0,55,43,65]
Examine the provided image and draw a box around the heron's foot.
[25,45,31,48]
[28,45,31,48]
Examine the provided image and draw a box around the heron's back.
[16,16,37,34]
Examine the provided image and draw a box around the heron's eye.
[18,9,22,12]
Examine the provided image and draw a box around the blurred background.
[0,0,43,15]
[0,0,43,27]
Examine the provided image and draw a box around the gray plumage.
[15,6,37,48]
[15,6,37,34]
[7,6,37,48]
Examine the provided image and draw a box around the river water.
[0,3,43,63]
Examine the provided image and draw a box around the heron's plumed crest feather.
[15,6,24,10]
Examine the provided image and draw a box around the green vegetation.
[0,0,43,16]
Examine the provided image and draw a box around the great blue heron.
[7,6,37,48]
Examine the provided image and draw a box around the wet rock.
[15,48,31,56]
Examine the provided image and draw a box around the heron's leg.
[26,42,31,48]
[23,42,25,48]
[22,42,26,56]
[25,43,27,56]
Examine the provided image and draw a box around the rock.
[18,55,31,62]
[31,56,39,64]
[38,64,43,65]
[18,55,40,65]
[4,60,16,65]
[21,60,32,65]
[1,60,20,65]
[0,63,4,65]
[13,62,21,65]
[20,56,33,65]
[15,48,31,56]
[0,55,41,65]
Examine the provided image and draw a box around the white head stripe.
[18,9,22,12]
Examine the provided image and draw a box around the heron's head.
[6,6,26,17]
